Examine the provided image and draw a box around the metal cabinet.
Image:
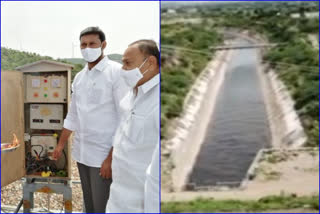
[1,60,74,213]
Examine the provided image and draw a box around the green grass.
[161,195,319,213]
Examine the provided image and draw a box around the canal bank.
[162,48,234,191]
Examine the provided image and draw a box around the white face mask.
[121,58,150,88]
[81,47,102,62]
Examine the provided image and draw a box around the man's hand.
[52,128,72,160]
[52,144,64,160]
[100,148,113,179]
[100,158,112,179]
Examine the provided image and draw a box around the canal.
[189,38,271,187]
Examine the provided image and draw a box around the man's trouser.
[77,162,112,213]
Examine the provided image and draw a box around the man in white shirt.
[52,27,128,213]
[106,40,160,213]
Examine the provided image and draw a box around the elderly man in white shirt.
[106,39,160,213]
[52,27,128,213]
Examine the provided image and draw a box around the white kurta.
[63,56,128,167]
[144,144,160,213]
[106,74,160,213]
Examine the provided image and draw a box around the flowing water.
[189,39,271,187]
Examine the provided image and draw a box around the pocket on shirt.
[128,114,145,144]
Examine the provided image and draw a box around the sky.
[1,1,160,59]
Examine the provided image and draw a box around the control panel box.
[17,61,73,180]
[30,104,63,130]
[25,73,67,103]
[31,135,57,160]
